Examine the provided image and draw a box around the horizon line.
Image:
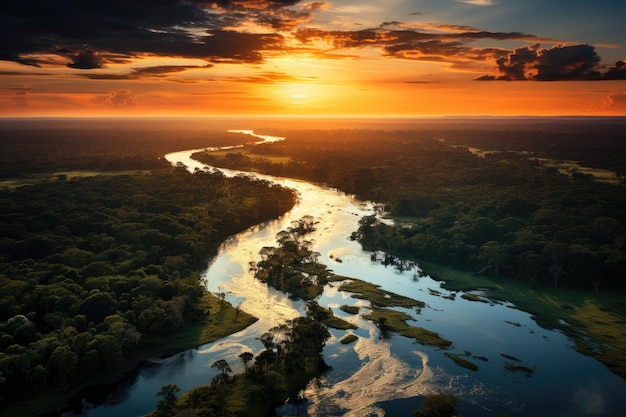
[2,114,626,120]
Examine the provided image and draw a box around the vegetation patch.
[444,353,479,371]
[363,308,452,348]
[503,363,535,377]
[337,279,425,309]
[252,216,332,300]
[322,315,357,330]
[340,334,359,344]
[461,293,490,303]
[339,305,360,315]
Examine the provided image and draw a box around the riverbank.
[416,259,626,380]
[4,293,256,417]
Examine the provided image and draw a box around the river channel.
[65,130,626,417]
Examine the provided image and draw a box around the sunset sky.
[1,0,625,117]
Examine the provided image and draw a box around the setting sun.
[2,1,626,415]
[1,1,624,117]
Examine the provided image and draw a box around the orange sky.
[1,1,625,117]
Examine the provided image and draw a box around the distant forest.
[194,120,626,292]
[0,119,250,176]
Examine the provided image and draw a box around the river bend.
[65,130,626,417]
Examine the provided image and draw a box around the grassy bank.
[417,259,626,380]
[4,293,256,417]
[331,276,451,348]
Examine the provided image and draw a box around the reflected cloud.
[572,380,608,415]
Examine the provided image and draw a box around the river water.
[65,130,626,417]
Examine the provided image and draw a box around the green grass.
[444,353,479,371]
[336,278,425,309]
[363,307,452,348]
[460,293,490,303]
[340,334,359,344]
[322,315,357,330]
[340,305,361,315]
[139,293,257,356]
[330,276,449,348]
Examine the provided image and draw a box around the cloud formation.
[66,49,107,69]
[0,0,304,68]
[294,27,538,67]
[102,90,138,107]
[603,92,626,108]
[1,0,623,84]
[478,45,626,81]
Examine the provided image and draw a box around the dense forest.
[0,167,295,408]
[146,302,331,417]
[193,122,626,292]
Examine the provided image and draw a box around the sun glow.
[272,81,343,110]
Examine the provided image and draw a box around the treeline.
[0,119,251,176]
[193,126,626,291]
[436,121,626,177]
[0,167,295,405]
[147,303,331,417]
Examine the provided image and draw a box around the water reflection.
[65,130,626,417]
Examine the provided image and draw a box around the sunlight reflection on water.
[67,130,626,417]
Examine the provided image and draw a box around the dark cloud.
[77,65,212,80]
[130,65,212,77]
[294,25,622,82]
[495,43,541,80]
[487,44,606,81]
[0,0,305,68]
[294,27,519,63]
[66,48,106,69]
[604,61,626,80]
[534,44,601,80]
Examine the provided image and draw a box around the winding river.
[65,130,626,417]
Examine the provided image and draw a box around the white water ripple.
[304,318,436,417]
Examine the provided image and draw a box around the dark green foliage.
[444,352,479,371]
[252,216,332,300]
[198,125,626,291]
[0,119,252,176]
[0,168,295,405]
[413,393,459,417]
[147,314,331,417]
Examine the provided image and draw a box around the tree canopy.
[0,167,295,405]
